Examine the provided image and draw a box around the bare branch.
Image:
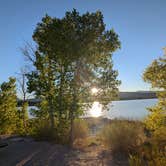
[20,42,36,63]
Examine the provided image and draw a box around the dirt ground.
[0,136,129,166]
[0,118,129,166]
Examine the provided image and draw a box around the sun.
[91,87,98,94]
[90,101,102,117]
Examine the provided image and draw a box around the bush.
[28,118,89,145]
[129,126,166,166]
[15,119,27,136]
[152,126,166,149]
[129,154,142,166]
[28,118,70,144]
[129,146,166,166]
[100,120,145,155]
[28,119,53,140]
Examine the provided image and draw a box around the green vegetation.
[23,9,120,145]
[129,49,166,165]
[0,10,120,147]
[0,78,18,134]
[0,77,29,135]
[27,118,69,143]
[17,68,29,133]
[143,50,166,131]
[0,9,165,165]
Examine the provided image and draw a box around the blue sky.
[0,0,166,91]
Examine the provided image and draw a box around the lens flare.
[91,87,98,94]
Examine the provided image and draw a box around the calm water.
[87,99,157,120]
[28,99,157,120]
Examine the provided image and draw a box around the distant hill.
[118,91,157,100]
[17,91,157,106]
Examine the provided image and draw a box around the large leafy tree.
[0,77,18,134]
[25,9,121,143]
[143,49,166,131]
[129,48,166,166]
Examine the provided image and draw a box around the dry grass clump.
[100,120,146,155]
[73,119,89,143]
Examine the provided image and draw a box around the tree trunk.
[22,101,27,130]
[59,66,65,121]
[48,58,55,131]
[69,61,80,147]
[48,99,54,130]
[69,87,77,147]
[69,112,74,147]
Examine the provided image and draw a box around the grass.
[72,119,89,144]
[100,119,146,155]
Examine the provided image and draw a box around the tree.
[25,9,121,144]
[143,48,166,131]
[17,68,29,131]
[0,77,18,134]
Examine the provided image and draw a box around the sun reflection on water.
[90,101,102,117]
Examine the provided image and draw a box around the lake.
[28,99,157,120]
[87,99,157,120]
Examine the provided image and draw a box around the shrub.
[151,126,166,149]
[100,120,145,155]
[15,119,27,136]
[129,126,166,166]
[146,146,166,166]
[28,118,70,144]
[28,119,53,140]
[129,154,142,166]
[129,146,166,166]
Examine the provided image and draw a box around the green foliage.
[28,119,54,140]
[22,102,29,120]
[0,77,18,134]
[28,118,70,144]
[100,120,145,154]
[131,48,166,165]
[24,9,120,144]
[152,126,166,148]
[16,102,29,135]
[30,100,49,119]
[145,102,166,131]
[143,52,166,89]
[143,49,166,146]
[143,50,166,131]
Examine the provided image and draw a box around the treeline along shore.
[17,91,157,107]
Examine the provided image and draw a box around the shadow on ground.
[0,136,129,166]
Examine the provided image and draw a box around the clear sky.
[0,0,166,91]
